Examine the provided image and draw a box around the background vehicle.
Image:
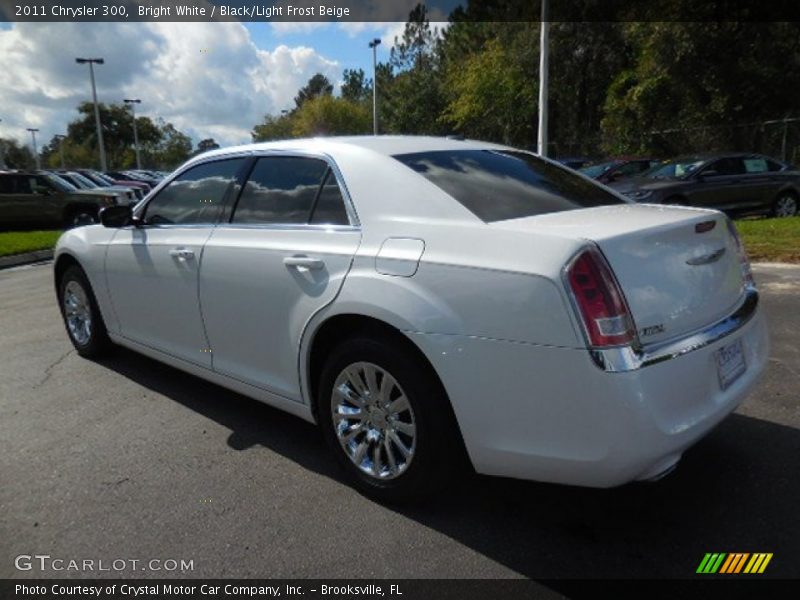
[611,153,800,217]
[50,170,137,204]
[0,171,117,229]
[54,137,768,502]
[580,158,660,184]
[556,156,592,170]
[86,170,150,196]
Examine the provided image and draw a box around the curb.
[0,249,54,270]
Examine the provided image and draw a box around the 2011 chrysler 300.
[54,137,769,502]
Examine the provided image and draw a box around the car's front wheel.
[318,336,464,503]
[58,265,112,358]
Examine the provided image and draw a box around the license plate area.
[716,338,746,390]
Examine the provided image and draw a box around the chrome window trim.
[590,285,759,373]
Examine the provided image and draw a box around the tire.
[771,191,799,218]
[63,208,98,229]
[57,265,112,358]
[318,336,464,503]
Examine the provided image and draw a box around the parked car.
[106,171,156,191]
[580,158,660,184]
[611,153,800,217]
[87,170,150,197]
[0,171,118,229]
[556,156,592,170]
[54,137,768,502]
[49,170,138,204]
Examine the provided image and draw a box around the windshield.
[69,172,99,188]
[42,173,77,192]
[393,149,624,223]
[641,158,706,179]
[579,161,619,178]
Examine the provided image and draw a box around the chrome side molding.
[590,286,759,373]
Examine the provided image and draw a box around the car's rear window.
[393,149,624,223]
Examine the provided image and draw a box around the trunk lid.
[493,204,748,346]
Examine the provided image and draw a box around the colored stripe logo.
[696,553,773,574]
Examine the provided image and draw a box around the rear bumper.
[409,298,769,488]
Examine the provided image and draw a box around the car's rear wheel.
[58,265,112,358]
[772,192,798,218]
[318,336,463,503]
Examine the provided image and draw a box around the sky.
[0,20,424,151]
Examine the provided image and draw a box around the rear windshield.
[393,149,624,223]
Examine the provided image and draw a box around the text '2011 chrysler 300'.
[54,136,768,502]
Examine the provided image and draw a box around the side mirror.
[100,204,134,228]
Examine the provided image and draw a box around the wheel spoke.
[389,430,412,459]
[334,383,365,408]
[341,423,363,443]
[393,421,416,437]
[345,367,367,396]
[371,443,382,476]
[384,437,398,475]
[364,364,379,396]
[387,395,410,416]
[351,440,369,466]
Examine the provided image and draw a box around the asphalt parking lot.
[1,262,798,581]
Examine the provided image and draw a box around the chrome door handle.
[169,248,195,260]
[283,256,324,270]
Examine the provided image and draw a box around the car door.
[200,154,361,401]
[105,157,247,367]
[739,156,784,210]
[688,157,747,210]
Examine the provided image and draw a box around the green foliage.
[341,68,372,103]
[0,230,62,257]
[0,138,36,169]
[294,73,334,109]
[291,96,371,137]
[251,114,295,142]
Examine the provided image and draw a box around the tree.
[194,138,220,156]
[380,3,448,135]
[252,114,295,142]
[0,138,35,169]
[294,73,334,109]
[291,96,371,137]
[341,68,371,103]
[153,122,192,168]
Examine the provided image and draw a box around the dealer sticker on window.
[716,338,746,390]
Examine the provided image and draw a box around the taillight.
[566,246,636,348]
[725,217,755,288]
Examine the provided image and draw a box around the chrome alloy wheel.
[63,280,92,346]
[774,194,798,217]
[331,362,417,480]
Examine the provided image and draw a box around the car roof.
[197,135,511,162]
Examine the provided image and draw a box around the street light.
[54,134,67,169]
[368,38,381,135]
[76,57,108,171]
[27,128,40,170]
[0,118,5,169]
[537,0,549,157]
[124,98,142,170]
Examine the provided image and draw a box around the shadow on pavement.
[99,346,800,580]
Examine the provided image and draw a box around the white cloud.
[0,22,340,151]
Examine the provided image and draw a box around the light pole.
[537,0,549,157]
[124,98,142,170]
[27,128,40,170]
[368,38,381,135]
[0,118,5,169]
[54,134,67,168]
[76,57,108,171]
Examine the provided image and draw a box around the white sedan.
[54,136,769,502]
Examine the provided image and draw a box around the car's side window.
[231,156,329,225]
[310,169,350,225]
[706,158,745,176]
[143,158,245,226]
[743,158,769,174]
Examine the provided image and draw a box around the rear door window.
[393,149,623,223]
[231,156,331,225]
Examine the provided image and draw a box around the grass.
[735,216,800,264]
[0,230,62,258]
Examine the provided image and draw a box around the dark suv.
[611,153,800,217]
[0,171,118,229]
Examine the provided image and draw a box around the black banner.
[2,0,800,23]
[2,579,800,600]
